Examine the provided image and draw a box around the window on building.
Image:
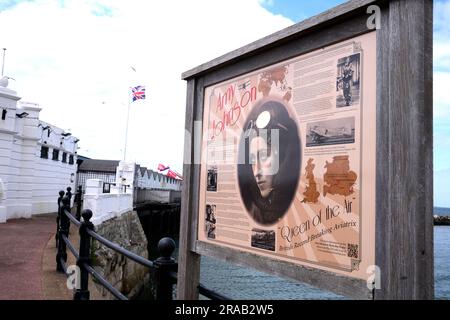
[69,155,74,165]
[40,146,49,159]
[52,149,59,161]
[62,152,67,163]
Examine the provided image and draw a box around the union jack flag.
[131,85,146,102]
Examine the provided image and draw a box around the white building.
[83,161,182,225]
[135,166,182,191]
[0,81,78,223]
[76,160,182,193]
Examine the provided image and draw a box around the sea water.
[435,226,450,299]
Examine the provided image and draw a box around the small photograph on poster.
[207,165,218,192]
[336,53,360,108]
[237,100,301,226]
[251,228,275,251]
[205,204,217,239]
[306,117,355,147]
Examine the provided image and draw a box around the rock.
[434,216,450,226]
[90,210,148,299]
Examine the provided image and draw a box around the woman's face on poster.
[250,136,275,199]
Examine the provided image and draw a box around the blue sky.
[263,0,450,208]
[1,0,449,206]
[260,0,347,22]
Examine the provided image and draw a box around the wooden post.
[375,0,434,300]
[177,79,202,299]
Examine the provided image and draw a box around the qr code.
[351,259,361,271]
[347,244,359,258]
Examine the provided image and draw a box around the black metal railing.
[75,185,82,221]
[55,189,231,300]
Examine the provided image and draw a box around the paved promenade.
[0,214,56,299]
[0,213,106,300]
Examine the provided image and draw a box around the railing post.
[66,186,72,204]
[74,209,94,300]
[56,190,65,248]
[154,237,177,301]
[75,185,82,221]
[56,196,70,272]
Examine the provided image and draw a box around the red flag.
[173,170,183,180]
[167,170,177,179]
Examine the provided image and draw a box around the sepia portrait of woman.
[238,99,301,226]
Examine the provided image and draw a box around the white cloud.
[434,72,450,131]
[434,71,450,121]
[258,0,274,6]
[0,0,293,172]
[435,41,450,70]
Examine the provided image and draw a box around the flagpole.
[123,91,131,161]
[1,48,6,76]
[123,66,138,162]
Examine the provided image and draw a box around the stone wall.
[90,210,148,299]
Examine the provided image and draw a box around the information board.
[198,32,376,279]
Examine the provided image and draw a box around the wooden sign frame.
[178,0,433,300]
